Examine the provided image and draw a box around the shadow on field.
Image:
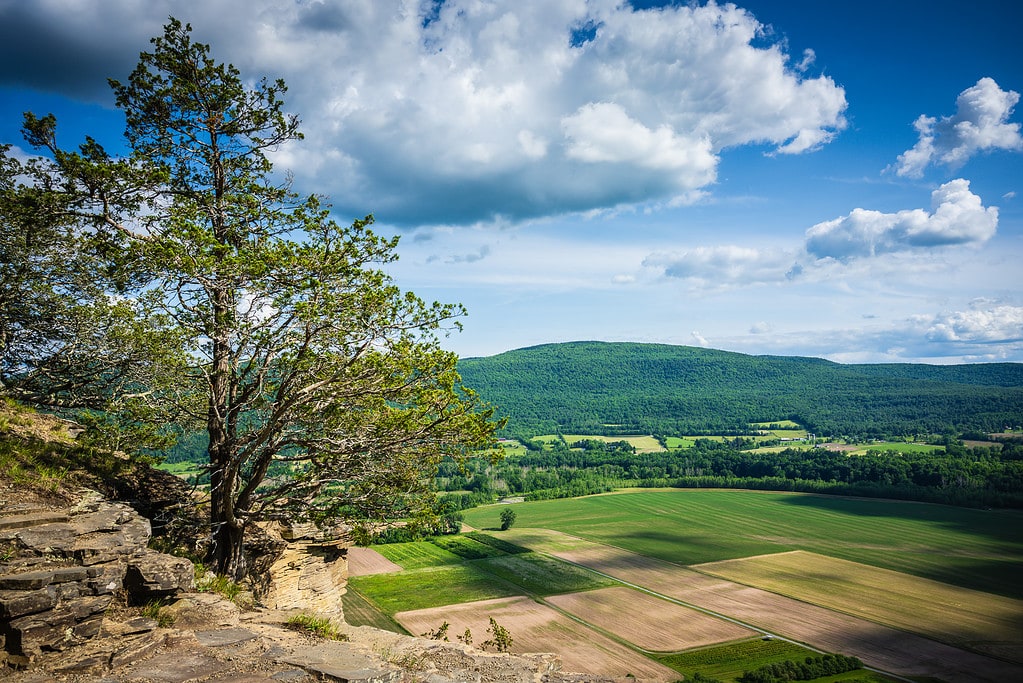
[777,494,1023,600]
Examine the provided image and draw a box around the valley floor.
[350,527,1023,682]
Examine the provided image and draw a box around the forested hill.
[456,341,1023,438]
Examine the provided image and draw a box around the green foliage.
[421,621,450,640]
[286,613,348,641]
[443,435,1023,510]
[481,617,513,652]
[499,507,517,530]
[658,638,833,681]
[737,654,863,682]
[141,600,175,628]
[458,341,1023,437]
[193,564,243,601]
[6,18,501,579]
[0,136,185,438]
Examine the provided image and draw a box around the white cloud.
[923,305,1023,344]
[893,78,1023,178]
[804,179,997,260]
[715,303,1023,364]
[561,102,717,184]
[0,0,847,226]
[643,245,796,289]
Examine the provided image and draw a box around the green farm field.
[349,563,521,614]
[461,488,1023,599]
[349,537,620,616]
[657,638,892,682]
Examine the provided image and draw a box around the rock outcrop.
[0,491,194,666]
[257,521,349,620]
[0,493,635,682]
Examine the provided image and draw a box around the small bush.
[141,600,175,628]
[193,564,243,600]
[481,617,513,652]
[421,621,450,641]
[286,613,348,641]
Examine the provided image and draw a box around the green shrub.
[286,613,348,641]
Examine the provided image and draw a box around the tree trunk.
[208,276,239,577]
[210,512,246,580]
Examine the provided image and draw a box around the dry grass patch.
[546,586,754,651]
[395,596,678,681]
[694,550,1023,662]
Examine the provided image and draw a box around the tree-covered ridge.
[457,341,1023,437]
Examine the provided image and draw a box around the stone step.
[270,644,402,683]
[0,511,69,531]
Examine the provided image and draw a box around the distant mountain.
[457,341,1023,437]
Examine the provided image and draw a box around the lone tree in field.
[500,507,517,530]
[11,19,500,579]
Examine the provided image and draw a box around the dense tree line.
[458,342,1023,438]
[737,654,863,682]
[436,437,1023,509]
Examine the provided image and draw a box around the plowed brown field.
[546,586,754,651]
[347,546,403,576]
[395,596,680,681]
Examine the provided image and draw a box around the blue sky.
[2,1,1021,363]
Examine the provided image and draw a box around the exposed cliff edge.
[1,404,638,682]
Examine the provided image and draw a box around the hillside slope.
[457,341,1023,437]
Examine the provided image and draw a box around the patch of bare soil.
[816,443,859,452]
[395,595,679,681]
[546,586,753,651]
[346,546,403,576]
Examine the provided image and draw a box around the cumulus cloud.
[0,0,847,226]
[923,305,1023,344]
[716,303,1023,363]
[561,102,717,185]
[893,78,1023,178]
[804,179,997,260]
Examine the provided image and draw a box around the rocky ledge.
[1,493,639,682]
[1,491,193,667]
